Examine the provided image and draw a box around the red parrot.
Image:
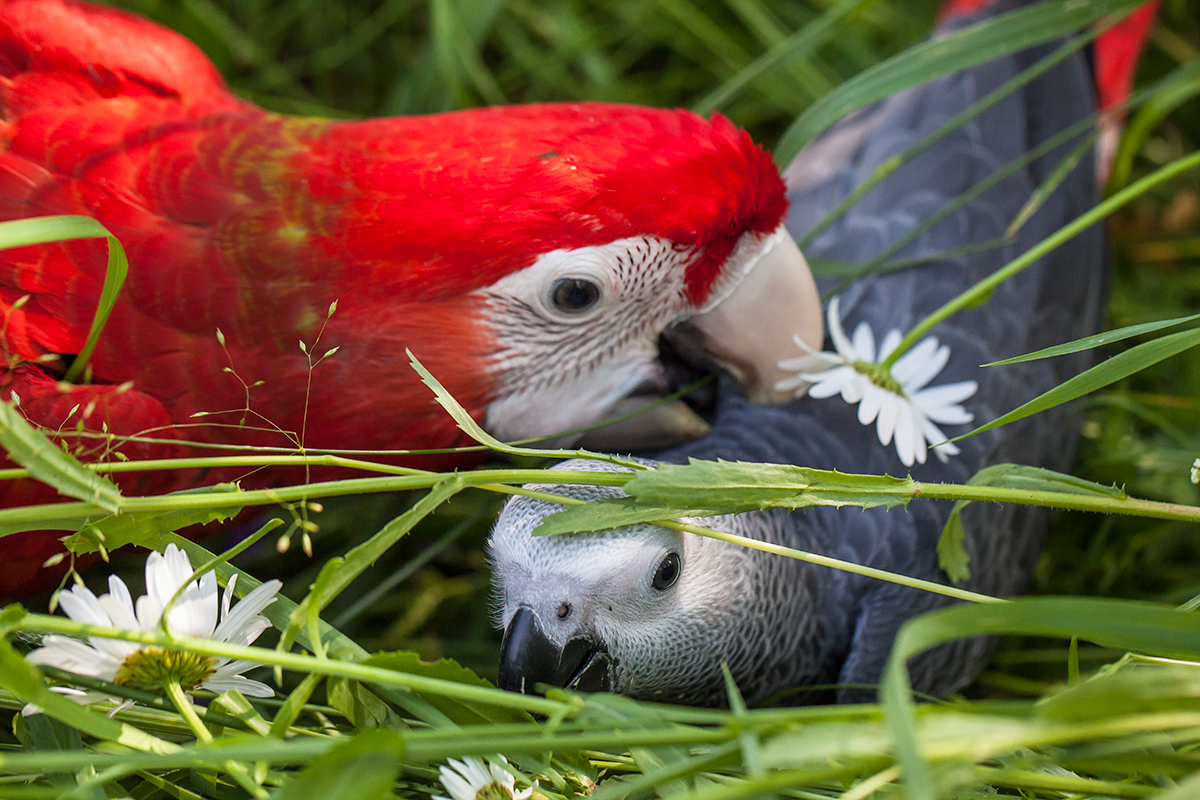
[0,0,824,599]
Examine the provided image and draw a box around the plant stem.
[663,520,1001,604]
[163,679,269,799]
[163,680,212,744]
[16,615,568,717]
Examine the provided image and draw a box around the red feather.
[0,0,789,598]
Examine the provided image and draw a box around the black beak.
[497,606,614,695]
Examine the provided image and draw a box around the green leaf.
[271,729,404,800]
[361,652,533,726]
[774,0,1144,164]
[407,349,643,468]
[625,459,915,512]
[63,484,244,555]
[0,216,130,385]
[271,673,326,738]
[1038,664,1200,722]
[881,597,1200,800]
[692,0,871,114]
[0,629,176,756]
[536,497,726,536]
[959,326,1200,442]
[984,311,1200,366]
[937,465,1124,582]
[326,676,407,731]
[937,509,970,585]
[280,479,464,659]
[17,713,91,795]
[0,402,121,513]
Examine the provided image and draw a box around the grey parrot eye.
[651,552,681,591]
[550,277,601,313]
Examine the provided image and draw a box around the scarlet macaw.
[0,0,824,598]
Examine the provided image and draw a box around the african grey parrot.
[488,0,1156,706]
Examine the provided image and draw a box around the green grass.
[1,0,1199,798]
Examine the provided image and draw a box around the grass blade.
[0,402,121,512]
[958,326,1200,442]
[775,0,1143,165]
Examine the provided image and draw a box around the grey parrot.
[488,0,1156,706]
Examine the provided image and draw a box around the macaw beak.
[579,227,823,450]
[685,227,824,404]
[497,606,614,695]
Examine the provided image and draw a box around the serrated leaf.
[63,484,243,555]
[536,497,726,536]
[775,0,1144,164]
[0,402,121,512]
[625,459,915,513]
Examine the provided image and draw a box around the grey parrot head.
[488,459,819,707]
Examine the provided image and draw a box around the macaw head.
[321,103,821,450]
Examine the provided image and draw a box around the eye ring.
[549,277,602,314]
[652,552,681,591]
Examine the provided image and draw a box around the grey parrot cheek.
[497,606,615,695]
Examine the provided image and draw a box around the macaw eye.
[550,277,601,313]
[652,552,681,591]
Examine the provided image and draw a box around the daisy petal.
[203,676,275,698]
[212,580,282,645]
[827,298,856,360]
[851,322,875,363]
[876,394,900,446]
[894,407,918,467]
[58,586,111,628]
[841,375,866,404]
[894,338,949,390]
[858,383,884,426]
[804,367,855,399]
[914,379,978,410]
[878,328,903,361]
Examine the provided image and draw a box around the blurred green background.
[89,0,1200,693]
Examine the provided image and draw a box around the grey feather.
[490,0,1107,706]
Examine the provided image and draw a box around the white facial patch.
[477,236,692,442]
[475,228,786,443]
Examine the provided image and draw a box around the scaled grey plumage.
[489,0,1108,707]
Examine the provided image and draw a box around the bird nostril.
[557,602,571,619]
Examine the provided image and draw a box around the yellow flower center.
[476,783,514,800]
[852,360,904,397]
[114,648,217,692]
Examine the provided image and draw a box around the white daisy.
[27,544,281,698]
[435,755,533,800]
[776,297,977,467]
